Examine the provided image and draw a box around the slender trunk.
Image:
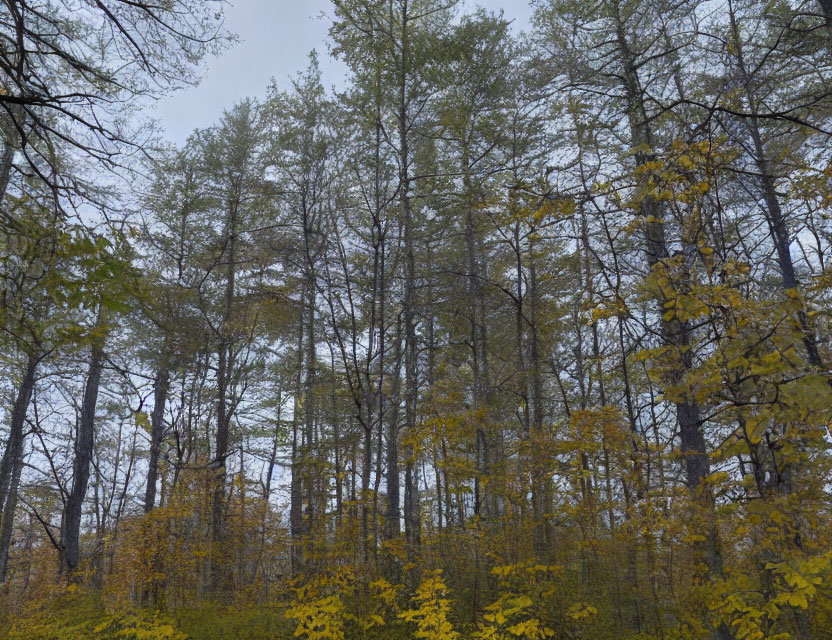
[583,214,616,531]
[512,218,530,437]
[145,348,170,513]
[372,409,384,564]
[465,162,494,520]
[330,361,343,525]
[442,438,453,528]
[303,279,316,537]
[527,232,547,544]
[60,340,105,575]
[114,429,137,531]
[386,317,403,540]
[0,351,33,585]
[728,7,822,369]
[433,445,442,532]
[0,352,38,531]
[527,234,543,434]
[213,198,238,548]
[370,42,385,553]
[290,316,305,575]
[361,424,372,562]
[464,160,487,408]
[0,433,24,583]
[259,390,282,587]
[264,391,282,501]
[398,3,421,571]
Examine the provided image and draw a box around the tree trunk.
[144,349,170,513]
[0,352,35,583]
[290,315,305,575]
[398,2,421,570]
[386,317,403,542]
[361,423,372,562]
[464,162,488,409]
[0,352,38,534]
[60,341,104,575]
[211,190,239,591]
[0,441,24,584]
[302,254,317,539]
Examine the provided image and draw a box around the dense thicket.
[2,1,832,639]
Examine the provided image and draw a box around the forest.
[1,0,832,638]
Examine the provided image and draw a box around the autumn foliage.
[3,0,832,639]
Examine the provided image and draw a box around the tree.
[0,0,229,197]
[266,53,333,570]
[331,0,460,576]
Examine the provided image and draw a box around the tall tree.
[331,0,459,575]
[0,0,228,196]
[266,53,333,568]
[59,317,106,576]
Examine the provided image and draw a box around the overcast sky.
[152,0,532,145]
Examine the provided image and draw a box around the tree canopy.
[2,2,832,640]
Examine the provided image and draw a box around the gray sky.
[153,0,532,145]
